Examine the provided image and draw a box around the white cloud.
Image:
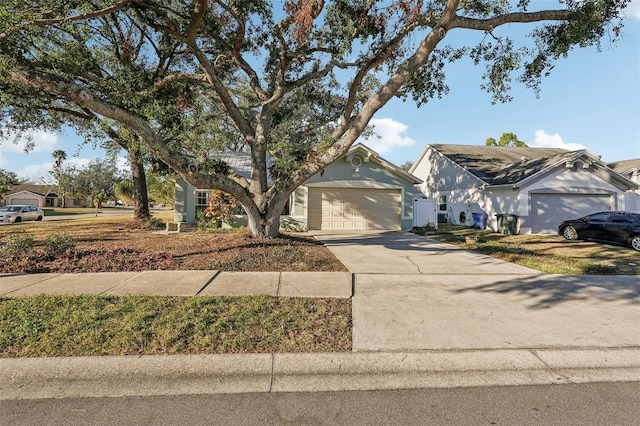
[358,118,416,155]
[0,129,58,154]
[529,130,587,151]
[16,157,93,182]
[627,0,640,20]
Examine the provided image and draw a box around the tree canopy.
[486,132,528,147]
[0,0,630,236]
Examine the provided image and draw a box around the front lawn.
[0,212,346,274]
[0,294,352,357]
[415,224,640,275]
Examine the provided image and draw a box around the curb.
[3,347,640,400]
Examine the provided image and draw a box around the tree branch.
[451,10,575,31]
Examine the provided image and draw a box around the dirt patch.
[0,217,347,274]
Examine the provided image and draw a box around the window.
[195,190,210,213]
[587,212,608,222]
[438,195,447,212]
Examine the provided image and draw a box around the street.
[3,382,639,425]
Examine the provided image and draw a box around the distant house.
[174,144,423,230]
[410,144,639,234]
[3,185,60,207]
[3,184,89,208]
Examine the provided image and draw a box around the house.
[3,184,61,207]
[608,158,640,189]
[410,144,639,234]
[174,144,423,230]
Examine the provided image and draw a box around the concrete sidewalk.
[0,271,352,298]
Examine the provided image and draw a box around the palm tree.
[52,149,67,169]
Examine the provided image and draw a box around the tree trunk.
[245,206,282,238]
[130,151,151,222]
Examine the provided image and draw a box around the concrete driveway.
[313,231,640,352]
[311,230,538,275]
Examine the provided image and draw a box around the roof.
[428,144,577,185]
[214,144,420,185]
[607,158,640,174]
[349,143,422,184]
[6,184,54,196]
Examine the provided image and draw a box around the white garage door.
[308,188,401,230]
[530,193,612,234]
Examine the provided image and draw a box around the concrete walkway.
[2,230,640,399]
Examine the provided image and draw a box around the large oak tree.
[0,0,630,237]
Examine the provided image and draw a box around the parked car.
[558,211,640,252]
[0,205,45,223]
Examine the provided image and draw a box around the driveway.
[311,230,538,275]
[312,231,640,352]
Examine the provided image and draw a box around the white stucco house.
[174,144,424,231]
[410,144,639,234]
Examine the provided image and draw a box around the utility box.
[495,213,518,235]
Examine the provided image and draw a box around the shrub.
[42,232,76,257]
[582,264,617,275]
[0,233,34,259]
[144,217,165,229]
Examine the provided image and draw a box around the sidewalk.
[1,270,352,298]
[2,232,640,399]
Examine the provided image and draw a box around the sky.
[1,1,639,182]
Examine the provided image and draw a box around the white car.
[0,205,45,223]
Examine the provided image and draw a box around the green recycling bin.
[495,213,518,235]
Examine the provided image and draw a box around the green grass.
[414,224,640,275]
[0,295,352,357]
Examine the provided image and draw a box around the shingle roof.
[430,144,574,185]
[7,184,54,196]
[607,158,640,174]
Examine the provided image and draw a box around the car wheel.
[562,226,578,240]
[36,215,43,221]
[14,216,22,223]
[630,235,640,252]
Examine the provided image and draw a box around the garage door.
[308,188,401,230]
[9,198,40,206]
[530,193,612,234]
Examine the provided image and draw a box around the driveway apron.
[312,231,640,352]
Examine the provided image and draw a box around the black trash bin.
[495,213,518,235]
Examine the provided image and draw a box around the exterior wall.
[300,151,420,230]
[174,150,419,229]
[4,191,45,207]
[174,178,196,223]
[412,147,490,228]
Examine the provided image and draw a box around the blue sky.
[1,1,639,182]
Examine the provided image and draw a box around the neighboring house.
[2,184,90,208]
[174,144,423,231]
[608,158,640,189]
[3,184,60,207]
[410,144,639,234]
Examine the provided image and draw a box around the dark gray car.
[558,211,640,252]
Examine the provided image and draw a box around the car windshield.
[0,206,22,212]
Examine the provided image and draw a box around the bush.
[144,217,165,229]
[582,264,617,275]
[42,232,76,257]
[0,233,34,259]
